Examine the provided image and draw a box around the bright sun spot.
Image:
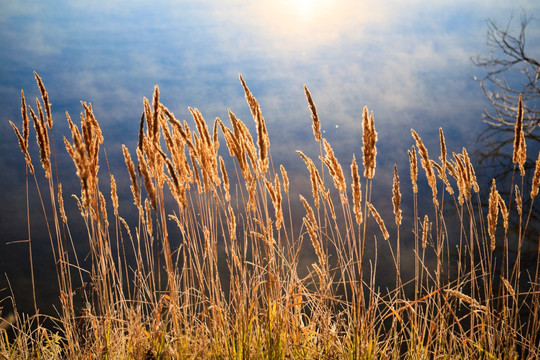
[280,0,335,22]
[242,0,363,47]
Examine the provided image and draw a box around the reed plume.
[515,185,523,216]
[34,72,52,128]
[501,277,516,299]
[239,74,269,174]
[411,129,437,206]
[497,192,509,231]
[10,91,35,173]
[122,145,141,212]
[408,146,418,194]
[137,147,157,210]
[487,179,499,251]
[220,156,230,202]
[280,164,289,194]
[58,183,68,224]
[362,106,377,179]
[99,190,109,230]
[438,128,453,195]
[421,215,429,249]
[531,151,540,199]
[368,203,389,240]
[265,174,283,230]
[29,99,51,179]
[110,175,119,217]
[462,148,479,194]
[513,95,527,176]
[145,198,153,237]
[64,103,103,209]
[351,155,363,225]
[322,138,346,194]
[445,289,487,312]
[297,150,322,208]
[304,85,321,142]
[451,152,467,205]
[300,195,317,232]
[228,205,236,241]
[392,165,402,227]
[304,217,324,270]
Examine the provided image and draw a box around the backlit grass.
[2,72,539,359]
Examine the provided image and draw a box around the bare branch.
[472,11,540,136]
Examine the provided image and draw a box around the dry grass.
[2,73,540,359]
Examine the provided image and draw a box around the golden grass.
[304,85,322,143]
[487,179,499,251]
[2,73,540,359]
[532,151,540,199]
[392,164,402,227]
[513,95,527,176]
[411,129,437,207]
[351,154,363,226]
[361,106,377,180]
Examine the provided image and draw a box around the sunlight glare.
[279,0,335,22]
[233,0,369,48]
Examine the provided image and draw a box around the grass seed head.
[228,205,236,241]
[34,71,52,128]
[137,147,157,210]
[110,175,119,216]
[531,151,540,199]
[351,155,363,225]
[408,146,418,194]
[304,85,322,142]
[368,202,389,240]
[280,165,289,194]
[422,215,429,249]
[10,120,34,174]
[122,145,141,211]
[58,184,68,223]
[298,151,321,208]
[411,129,438,206]
[487,179,499,251]
[515,185,522,216]
[392,165,402,227]
[21,89,30,146]
[513,95,527,176]
[322,138,346,194]
[29,102,51,179]
[362,106,377,179]
[239,74,269,174]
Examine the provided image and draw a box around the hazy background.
[1,0,539,315]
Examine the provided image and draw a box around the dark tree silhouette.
[471,12,540,181]
[471,12,540,268]
[472,12,540,139]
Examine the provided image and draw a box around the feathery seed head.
[304,85,322,142]
[487,179,499,251]
[392,164,402,227]
[368,203,389,240]
[408,146,418,194]
[351,155,363,225]
[411,129,438,206]
[513,95,527,176]
[531,151,540,199]
[421,215,429,249]
[322,138,346,193]
[362,106,377,179]
[280,165,289,194]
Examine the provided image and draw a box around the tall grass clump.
[1,73,539,359]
